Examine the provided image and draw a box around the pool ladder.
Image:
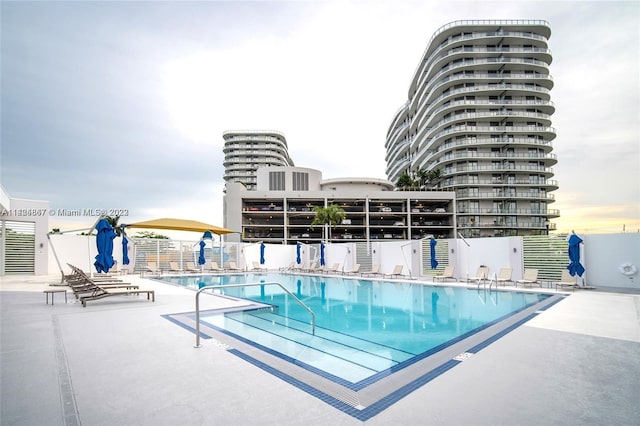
[477,273,496,290]
[194,282,316,348]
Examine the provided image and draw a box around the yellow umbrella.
[125,218,235,235]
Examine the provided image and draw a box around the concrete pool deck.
[1,273,639,426]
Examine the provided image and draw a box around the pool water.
[160,273,550,383]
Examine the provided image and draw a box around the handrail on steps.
[477,273,496,290]
[194,282,316,348]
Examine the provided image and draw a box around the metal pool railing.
[193,282,316,348]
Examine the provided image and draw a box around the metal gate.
[0,220,36,275]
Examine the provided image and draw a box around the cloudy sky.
[2,0,638,238]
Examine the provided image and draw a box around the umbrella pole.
[47,233,65,284]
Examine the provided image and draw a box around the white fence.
[47,233,640,290]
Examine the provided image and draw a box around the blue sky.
[2,0,638,237]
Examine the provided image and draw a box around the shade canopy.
[124,218,234,235]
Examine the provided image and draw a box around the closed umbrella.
[198,240,206,265]
[94,218,116,273]
[260,242,266,265]
[320,242,325,266]
[296,242,302,264]
[122,235,130,266]
[567,233,585,277]
[430,238,439,269]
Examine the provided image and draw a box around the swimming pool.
[161,273,551,384]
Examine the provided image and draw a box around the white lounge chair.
[185,262,201,273]
[385,265,404,278]
[343,264,361,275]
[227,261,243,272]
[554,270,578,291]
[516,269,540,287]
[321,263,340,275]
[433,265,455,282]
[360,264,381,277]
[496,268,513,286]
[467,267,489,283]
[252,261,267,272]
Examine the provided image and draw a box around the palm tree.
[104,215,122,236]
[396,172,415,191]
[311,204,346,241]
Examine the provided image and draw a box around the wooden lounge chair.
[342,264,361,275]
[467,267,489,283]
[554,270,578,291]
[360,264,381,277]
[433,265,455,282]
[385,265,404,278]
[78,279,155,307]
[516,268,540,287]
[496,268,513,286]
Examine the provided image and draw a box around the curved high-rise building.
[223,130,295,191]
[386,20,560,237]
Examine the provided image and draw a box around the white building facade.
[223,130,295,191]
[386,20,559,238]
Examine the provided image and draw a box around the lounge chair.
[516,268,540,287]
[496,268,513,286]
[291,262,308,272]
[433,265,455,282]
[343,264,361,275]
[303,261,319,273]
[279,262,295,273]
[554,270,578,291]
[207,261,224,273]
[78,279,155,307]
[385,265,404,278]
[252,261,267,272]
[467,267,489,283]
[360,264,381,277]
[321,263,340,275]
[227,261,243,272]
[168,262,184,273]
[144,262,162,275]
[185,262,201,273]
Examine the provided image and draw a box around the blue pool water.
[160,273,550,383]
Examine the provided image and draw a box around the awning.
[124,218,235,235]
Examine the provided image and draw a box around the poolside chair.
[77,279,155,307]
[360,264,382,277]
[291,262,308,272]
[496,268,513,286]
[516,268,540,287]
[168,262,183,273]
[385,265,404,278]
[433,265,455,282]
[207,261,224,273]
[554,270,578,291]
[467,267,489,283]
[227,261,243,272]
[252,261,267,272]
[279,262,295,273]
[303,261,319,273]
[144,262,162,275]
[185,262,201,273]
[342,264,361,275]
[321,263,340,275]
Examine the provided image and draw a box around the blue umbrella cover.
[94,218,116,273]
[567,233,585,277]
[198,240,206,265]
[320,242,325,266]
[296,242,302,264]
[260,242,266,265]
[122,236,130,265]
[430,238,439,269]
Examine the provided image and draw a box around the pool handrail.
[194,282,316,348]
